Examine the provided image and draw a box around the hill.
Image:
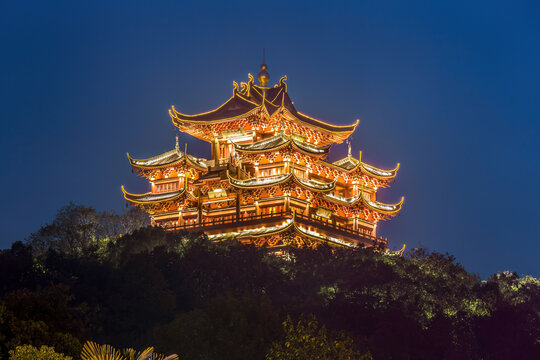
[0,204,538,359]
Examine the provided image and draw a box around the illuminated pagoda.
[122,61,404,251]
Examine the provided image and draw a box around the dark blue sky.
[1,1,539,277]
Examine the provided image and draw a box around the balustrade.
[163,210,386,245]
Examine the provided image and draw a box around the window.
[208,188,227,199]
[260,167,283,177]
[156,182,179,193]
[294,168,305,180]
[315,207,333,219]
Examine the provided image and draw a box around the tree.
[26,203,150,258]
[266,315,371,360]
[0,285,88,359]
[0,242,36,297]
[155,293,281,360]
[8,345,71,360]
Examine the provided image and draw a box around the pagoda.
[122,61,404,252]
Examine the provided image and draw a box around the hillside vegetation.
[0,204,538,359]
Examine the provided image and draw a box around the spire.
[347,139,352,157]
[175,133,179,151]
[258,48,269,87]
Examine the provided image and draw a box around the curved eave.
[122,185,186,205]
[208,218,294,242]
[292,174,336,193]
[185,155,209,171]
[234,137,291,154]
[282,107,359,136]
[169,102,259,125]
[291,139,331,157]
[319,158,400,180]
[234,136,330,157]
[227,171,335,193]
[361,162,400,180]
[227,171,293,189]
[208,217,356,248]
[323,194,404,215]
[319,159,361,173]
[292,222,356,248]
[127,151,183,170]
[363,196,404,215]
[127,152,207,172]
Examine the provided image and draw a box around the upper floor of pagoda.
[169,69,359,146]
[127,136,209,180]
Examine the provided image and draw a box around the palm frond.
[135,347,154,360]
[81,341,124,360]
[80,341,178,360]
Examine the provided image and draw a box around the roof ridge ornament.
[258,49,269,87]
[247,74,254,96]
[175,133,180,152]
[277,75,287,91]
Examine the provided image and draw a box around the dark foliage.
[0,204,538,359]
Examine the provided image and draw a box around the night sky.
[1,1,539,277]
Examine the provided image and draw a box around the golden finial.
[258,48,269,87]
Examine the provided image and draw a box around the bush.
[8,345,71,360]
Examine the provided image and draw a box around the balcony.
[165,210,387,248]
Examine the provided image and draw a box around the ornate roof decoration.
[121,185,187,205]
[207,214,357,248]
[127,148,208,171]
[257,49,270,87]
[361,162,400,179]
[227,170,336,193]
[169,75,359,135]
[294,176,337,192]
[319,151,400,180]
[385,244,406,257]
[122,61,404,251]
[233,133,331,156]
[208,218,293,242]
[323,192,404,215]
[362,195,404,215]
[227,171,292,189]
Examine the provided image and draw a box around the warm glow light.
[124,70,403,250]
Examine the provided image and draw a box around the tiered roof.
[127,148,208,172]
[121,185,187,204]
[321,152,400,180]
[122,63,404,251]
[233,133,331,157]
[323,192,404,215]
[227,170,337,193]
[170,75,359,144]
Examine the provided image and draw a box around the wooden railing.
[165,210,387,245]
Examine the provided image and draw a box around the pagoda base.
[166,210,388,250]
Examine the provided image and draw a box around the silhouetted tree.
[0,285,88,358]
[266,314,371,360]
[0,203,538,359]
[26,203,149,258]
[155,293,281,360]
